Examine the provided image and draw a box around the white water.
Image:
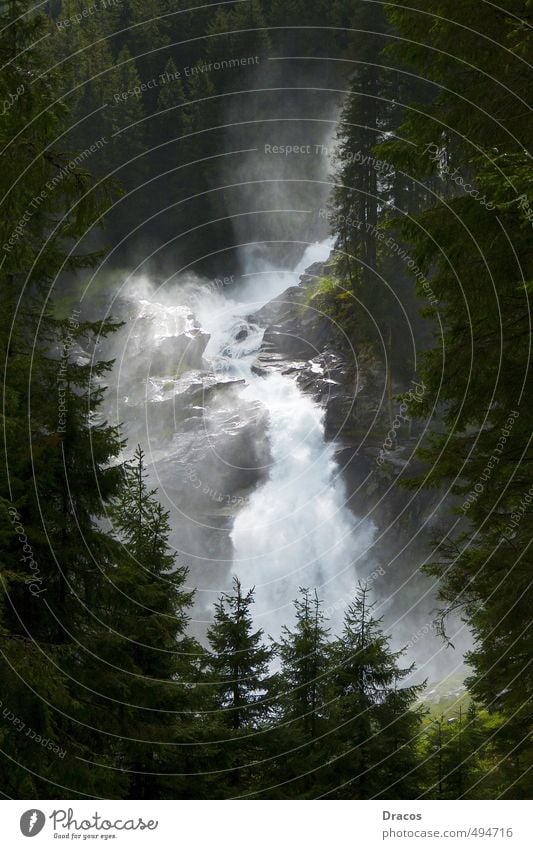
[231,372,376,633]
[200,241,376,634]
[115,241,376,637]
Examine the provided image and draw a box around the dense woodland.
[0,0,531,799]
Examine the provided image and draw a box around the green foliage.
[321,0,532,800]
[328,1,431,379]
[420,706,512,800]
[205,579,273,794]
[1,0,529,802]
[325,585,426,799]
[101,445,202,798]
[207,578,272,731]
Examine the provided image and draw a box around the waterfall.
[231,371,375,635]
[113,241,376,637]
[197,240,376,635]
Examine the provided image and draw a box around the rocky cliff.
[248,262,433,531]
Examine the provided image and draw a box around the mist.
[96,60,469,689]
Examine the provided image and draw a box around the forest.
[0,0,531,801]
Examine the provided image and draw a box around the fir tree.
[206,578,272,794]
[113,0,169,84]
[271,588,333,797]
[0,0,121,798]
[327,585,426,799]
[103,445,203,798]
[206,0,271,71]
[421,705,499,800]
[107,46,146,155]
[207,577,271,732]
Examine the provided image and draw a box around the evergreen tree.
[102,445,204,798]
[326,0,429,402]
[104,45,147,240]
[331,1,391,292]
[2,0,530,804]
[327,585,425,799]
[57,0,117,166]
[113,0,169,85]
[0,0,122,796]
[376,0,532,798]
[206,578,272,794]
[271,588,333,797]
[154,57,186,132]
[108,46,146,154]
[145,57,187,246]
[207,578,271,732]
[173,70,222,266]
[421,705,501,800]
[206,0,271,71]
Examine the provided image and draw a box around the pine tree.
[107,46,146,155]
[326,585,425,799]
[330,1,392,292]
[271,588,333,797]
[172,70,221,266]
[0,0,123,797]
[154,57,186,130]
[206,0,271,71]
[54,3,148,251]
[421,705,499,800]
[113,0,169,84]
[56,0,117,165]
[326,0,428,398]
[102,445,203,798]
[145,56,187,246]
[207,577,271,732]
[11,316,128,798]
[104,44,147,239]
[206,578,272,794]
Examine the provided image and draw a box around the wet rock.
[234,326,249,342]
[146,330,210,375]
[248,285,306,326]
[115,299,212,377]
[244,263,438,541]
[115,371,246,444]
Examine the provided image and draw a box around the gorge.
[105,237,467,686]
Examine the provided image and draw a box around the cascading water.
[111,241,376,637]
[201,243,376,634]
[230,372,376,634]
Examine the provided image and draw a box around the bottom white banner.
[1,800,528,848]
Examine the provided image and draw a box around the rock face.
[146,330,209,375]
[248,266,407,493]
[113,298,211,377]
[257,271,467,672]
[246,262,448,654]
[250,266,335,367]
